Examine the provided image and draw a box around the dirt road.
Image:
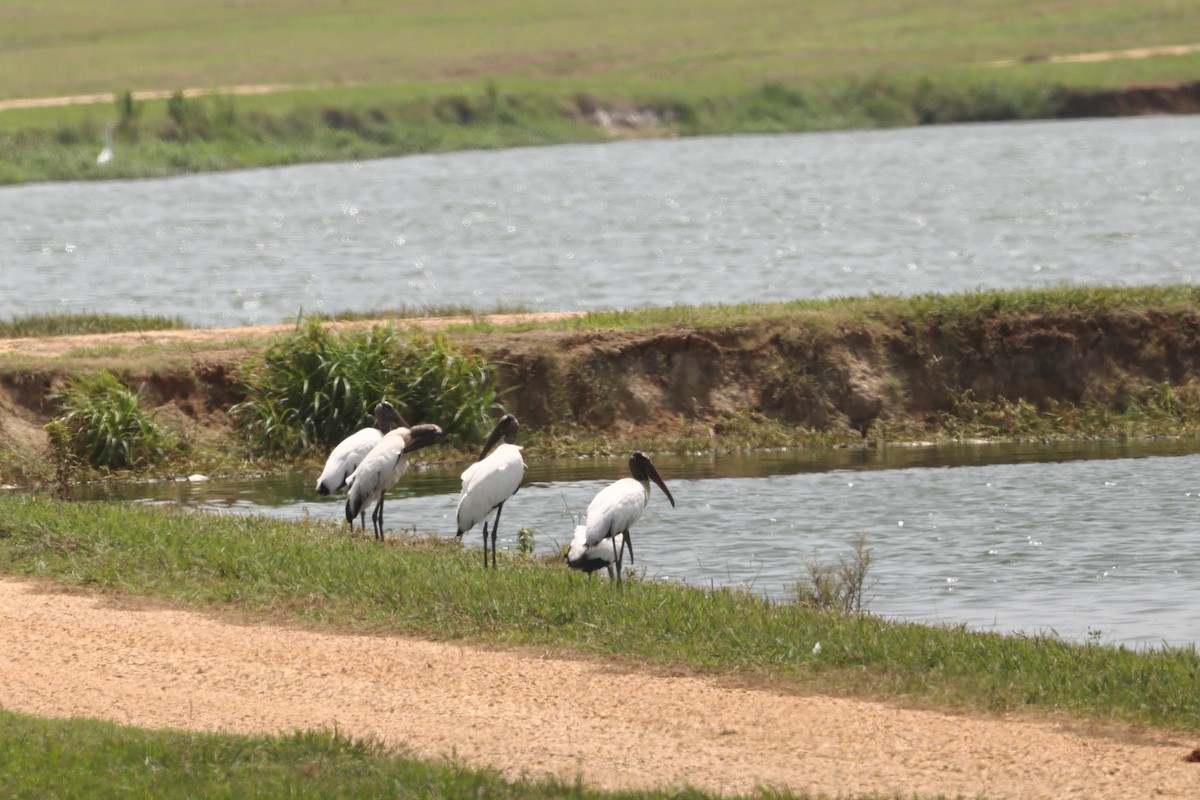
[1,578,1196,798]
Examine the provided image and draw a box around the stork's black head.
[629,451,675,508]
[402,423,444,453]
[479,413,519,461]
[374,400,407,433]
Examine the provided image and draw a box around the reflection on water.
[3,116,1197,326]
[75,439,1200,647]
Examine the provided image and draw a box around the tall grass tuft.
[231,320,498,455]
[791,533,875,614]
[48,370,177,470]
[0,311,188,338]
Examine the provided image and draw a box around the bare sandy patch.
[987,43,1200,67]
[1,578,1196,798]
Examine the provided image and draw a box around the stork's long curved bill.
[479,421,506,461]
[478,414,519,461]
[645,459,675,507]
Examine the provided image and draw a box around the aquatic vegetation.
[47,370,177,470]
[231,320,498,455]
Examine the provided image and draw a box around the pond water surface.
[75,439,1200,649]
[4,116,1197,325]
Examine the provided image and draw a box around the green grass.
[1,494,1197,734]
[3,0,1198,100]
[2,1,1199,183]
[0,312,188,338]
[300,301,535,324]
[444,284,1200,335]
[1,710,781,800]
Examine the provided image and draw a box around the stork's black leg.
[373,497,385,541]
[482,521,490,568]
[624,530,634,565]
[490,502,504,570]
[613,533,624,588]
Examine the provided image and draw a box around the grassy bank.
[3,0,1200,184]
[6,285,1200,487]
[1,494,1197,733]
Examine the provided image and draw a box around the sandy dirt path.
[1,578,1197,798]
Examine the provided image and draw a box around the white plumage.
[456,414,525,568]
[566,524,624,578]
[317,427,382,495]
[316,401,405,499]
[581,451,675,584]
[345,423,443,540]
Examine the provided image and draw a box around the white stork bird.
[579,451,675,585]
[345,422,444,540]
[456,413,525,569]
[316,401,406,529]
[566,524,625,579]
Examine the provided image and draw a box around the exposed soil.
[2,577,1197,798]
[6,304,1200,472]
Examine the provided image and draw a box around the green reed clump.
[48,370,177,470]
[231,320,497,455]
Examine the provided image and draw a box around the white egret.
[455,414,525,568]
[317,400,406,529]
[97,122,114,165]
[582,451,675,585]
[345,422,443,540]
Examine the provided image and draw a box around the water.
[9,117,1200,647]
[76,440,1200,648]
[3,116,1197,326]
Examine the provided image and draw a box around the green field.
[2,1,1199,183]
[4,0,1199,99]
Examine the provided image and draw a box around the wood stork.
[566,524,625,579]
[345,422,443,541]
[317,400,406,530]
[455,413,525,569]
[581,451,674,585]
[97,122,114,165]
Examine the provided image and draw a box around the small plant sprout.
[791,532,875,614]
[517,528,536,557]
